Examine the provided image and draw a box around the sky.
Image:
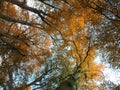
[94,55,120,85]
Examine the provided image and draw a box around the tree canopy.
[0,0,119,90]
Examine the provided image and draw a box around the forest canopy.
[0,0,120,90]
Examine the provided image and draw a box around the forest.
[0,0,120,90]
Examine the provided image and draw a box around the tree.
[44,1,104,89]
[76,0,120,68]
[0,1,52,90]
[0,0,119,90]
[45,0,120,89]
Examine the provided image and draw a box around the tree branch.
[5,0,51,25]
[0,13,43,28]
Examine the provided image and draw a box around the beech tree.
[0,0,119,90]
[0,1,52,90]
[72,0,120,69]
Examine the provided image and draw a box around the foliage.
[0,0,119,90]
